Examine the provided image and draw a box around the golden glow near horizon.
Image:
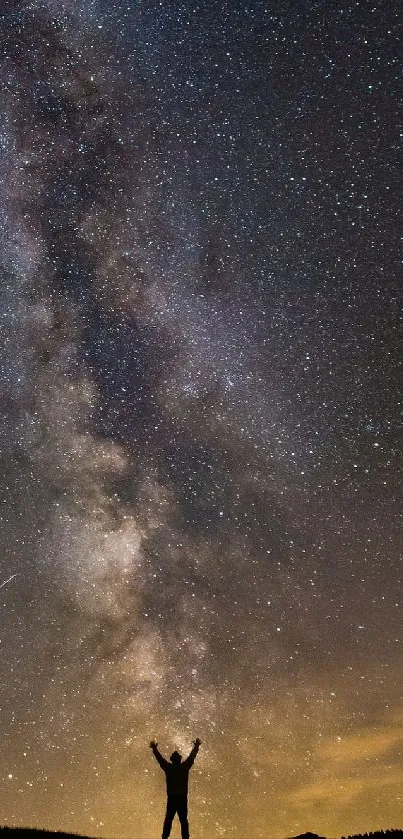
[1,657,403,837]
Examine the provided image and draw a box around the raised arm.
[183,738,201,768]
[150,741,169,770]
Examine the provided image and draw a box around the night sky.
[1,1,402,837]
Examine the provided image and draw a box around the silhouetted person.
[150,738,201,839]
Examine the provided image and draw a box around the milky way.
[0,1,402,837]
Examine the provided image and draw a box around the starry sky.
[0,1,402,837]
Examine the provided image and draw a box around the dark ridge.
[289,833,327,839]
[0,829,94,839]
[1,826,402,839]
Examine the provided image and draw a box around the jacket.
[152,744,199,796]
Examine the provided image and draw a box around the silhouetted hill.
[0,829,93,839]
[289,833,326,839]
[289,832,326,839]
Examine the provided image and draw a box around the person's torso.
[165,764,190,796]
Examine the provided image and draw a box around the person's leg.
[161,797,176,839]
[177,797,189,839]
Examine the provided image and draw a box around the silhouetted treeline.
[342,831,403,839]
[1,824,403,839]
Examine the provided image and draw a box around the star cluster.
[0,1,402,837]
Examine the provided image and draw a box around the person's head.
[170,751,182,765]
